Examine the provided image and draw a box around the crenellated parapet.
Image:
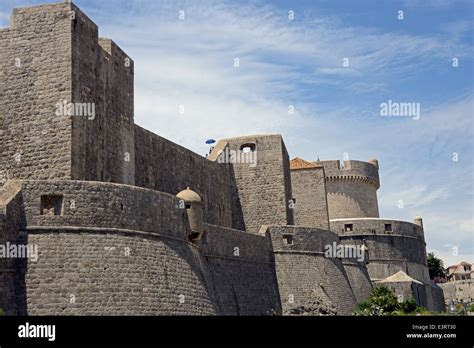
[330,217,425,241]
[312,159,380,219]
[316,160,380,189]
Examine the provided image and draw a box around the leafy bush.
[399,297,417,313]
[355,286,400,315]
[355,286,430,316]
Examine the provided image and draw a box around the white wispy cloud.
[379,185,449,210]
[81,0,472,154]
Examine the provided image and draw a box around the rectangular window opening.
[283,234,293,245]
[41,194,63,216]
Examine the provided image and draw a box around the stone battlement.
[316,160,380,189]
[330,217,425,241]
[0,1,444,316]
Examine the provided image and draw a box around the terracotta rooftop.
[447,261,472,275]
[290,157,321,170]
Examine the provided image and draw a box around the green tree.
[427,252,446,280]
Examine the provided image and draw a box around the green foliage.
[355,286,430,316]
[455,304,467,315]
[0,308,4,316]
[355,286,400,315]
[399,297,417,313]
[427,252,446,279]
[468,304,474,312]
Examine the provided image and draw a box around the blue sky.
[1,0,473,267]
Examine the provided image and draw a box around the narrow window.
[385,224,393,232]
[41,195,63,216]
[283,235,293,245]
[240,143,256,153]
[344,224,353,232]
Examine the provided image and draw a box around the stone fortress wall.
[290,165,329,230]
[209,135,294,232]
[261,225,358,315]
[0,3,74,184]
[134,126,233,228]
[70,6,136,185]
[439,280,474,307]
[287,155,443,311]
[0,1,444,315]
[1,180,282,315]
[330,218,430,283]
[0,181,24,315]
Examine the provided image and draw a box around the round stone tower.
[176,187,204,242]
[316,159,380,220]
[330,217,431,283]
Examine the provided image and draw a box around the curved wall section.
[26,229,217,315]
[13,180,283,315]
[199,224,281,315]
[330,218,430,283]
[263,226,358,315]
[342,260,373,303]
[21,180,190,238]
[19,180,218,315]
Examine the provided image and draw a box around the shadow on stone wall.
[228,164,245,231]
[0,190,27,315]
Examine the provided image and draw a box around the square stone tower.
[209,134,294,232]
[0,2,135,185]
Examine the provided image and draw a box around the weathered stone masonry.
[0,2,444,315]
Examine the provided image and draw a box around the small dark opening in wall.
[344,224,353,232]
[240,143,256,153]
[120,204,124,211]
[41,195,63,216]
[186,204,191,209]
[385,224,392,232]
[283,234,293,245]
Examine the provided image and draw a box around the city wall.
[0,180,282,315]
[262,225,359,315]
[290,166,329,229]
[210,135,294,232]
[331,218,430,283]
